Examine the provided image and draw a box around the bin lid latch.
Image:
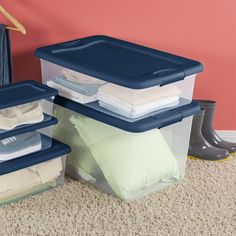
[155,110,184,129]
[149,68,185,86]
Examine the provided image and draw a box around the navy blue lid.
[0,136,71,176]
[0,80,58,109]
[35,35,203,89]
[0,114,58,140]
[54,95,201,132]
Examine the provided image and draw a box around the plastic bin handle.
[141,68,185,86]
[30,80,59,97]
[155,110,183,129]
[60,39,83,47]
[53,39,94,53]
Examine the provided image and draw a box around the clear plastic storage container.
[0,81,58,162]
[35,35,203,201]
[0,80,58,129]
[52,97,200,202]
[0,138,70,206]
[35,35,203,122]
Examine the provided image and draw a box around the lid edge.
[54,96,200,132]
[35,35,203,89]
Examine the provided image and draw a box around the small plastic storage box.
[52,96,200,202]
[35,35,203,122]
[0,138,70,206]
[0,81,58,162]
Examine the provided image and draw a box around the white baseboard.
[216,130,236,142]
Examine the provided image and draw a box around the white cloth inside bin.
[98,95,179,119]
[97,83,181,118]
[46,69,106,104]
[62,69,105,85]
[70,115,181,201]
[0,158,63,200]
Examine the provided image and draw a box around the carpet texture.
[0,157,236,236]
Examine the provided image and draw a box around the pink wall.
[1,0,236,129]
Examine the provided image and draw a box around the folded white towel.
[98,83,181,106]
[99,95,179,119]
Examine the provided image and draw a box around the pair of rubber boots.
[188,100,236,161]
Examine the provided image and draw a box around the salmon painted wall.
[1,0,236,129]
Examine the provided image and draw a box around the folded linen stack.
[47,69,182,119]
[0,101,44,161]
[0,158,63,202]
[0,101,44,130]
[97,83,182,119]
[47,69,106,104]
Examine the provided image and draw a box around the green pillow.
[53,107,99,183]
[70,115,181,201]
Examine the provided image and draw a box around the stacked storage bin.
[0,80,71,206]
[35,35,203,201]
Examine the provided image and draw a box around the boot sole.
[187,155,231,162]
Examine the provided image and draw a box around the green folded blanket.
[53,106,181,201]
[70,115,181,201]
[53,108,100,183]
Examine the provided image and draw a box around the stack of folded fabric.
[47,69,182,119]
[97,83,182,119]
[0,101,44,130]
[0,101,44,162]
[47,69,106,104]
[0,158,63,202]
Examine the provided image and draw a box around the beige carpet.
[0,157,236,236]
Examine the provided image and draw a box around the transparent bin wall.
[0,124,56,163]
[53,104,193,202]
[40,60,196,121]
[0,156,66,206]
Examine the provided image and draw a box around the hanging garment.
[0,24,13,86]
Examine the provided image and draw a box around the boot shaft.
[190,109,205,142]
[194,100,216,131]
